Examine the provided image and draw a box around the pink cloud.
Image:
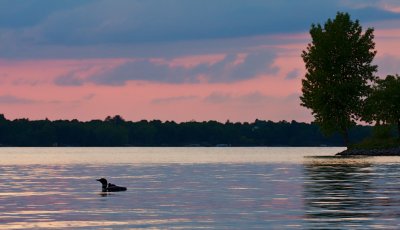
[0,58,129,86]
[375,28,400,58]
[339,1,400,13]
[0,73,311,122]
[0,45,308,122]
[2,28,397,123]
[166,54,226,69]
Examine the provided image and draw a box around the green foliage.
[301,12,377,146]
[351,137,400,150]
[364,74,400,136]
[372,125,394,139]
[350,125,399,150]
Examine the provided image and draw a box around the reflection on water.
[304,158,400,229]
[1,148,400,229]
[0,163,305,229]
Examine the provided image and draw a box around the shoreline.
[336,147,400,156]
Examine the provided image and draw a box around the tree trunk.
[398,119,400,138]
[342,128,350,148]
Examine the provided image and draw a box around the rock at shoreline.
[336,147,400,156]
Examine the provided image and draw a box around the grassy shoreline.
[350,137,400,150]
[337,137,400,156]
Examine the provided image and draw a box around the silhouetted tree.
[301,12,377,146]
[0,114,371,147]
[364,74,400,137]
[105,115,125,125]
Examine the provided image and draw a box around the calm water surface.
[1,147,400,229]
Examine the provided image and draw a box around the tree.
[364,74,400,137]
[300,12,377,146]
[105,115,125,125]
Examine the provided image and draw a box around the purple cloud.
[151,96,198,104]
[85,50,278,85]
[285,69,301,80]
[1,1,400,59]
[0,95,36,104]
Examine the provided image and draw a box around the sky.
[1,0,400,122]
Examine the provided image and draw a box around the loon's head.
[96,178,108,187]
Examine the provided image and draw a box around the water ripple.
[1,148,400,229]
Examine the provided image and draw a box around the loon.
[96,178,127,192]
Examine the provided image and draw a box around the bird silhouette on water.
[96,178,127,192]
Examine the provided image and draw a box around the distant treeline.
[0,114,372,147]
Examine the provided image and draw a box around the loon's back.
[107,183,127,192]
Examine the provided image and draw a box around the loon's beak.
[96,179,100,181]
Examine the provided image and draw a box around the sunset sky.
[1,0,400,122]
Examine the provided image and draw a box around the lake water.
[2,147,400,229]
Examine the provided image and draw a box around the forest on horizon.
[0,114,373,147]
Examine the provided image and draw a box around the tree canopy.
[0,114,371,147]
[364,74,400,136]
[300,12,377,146]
